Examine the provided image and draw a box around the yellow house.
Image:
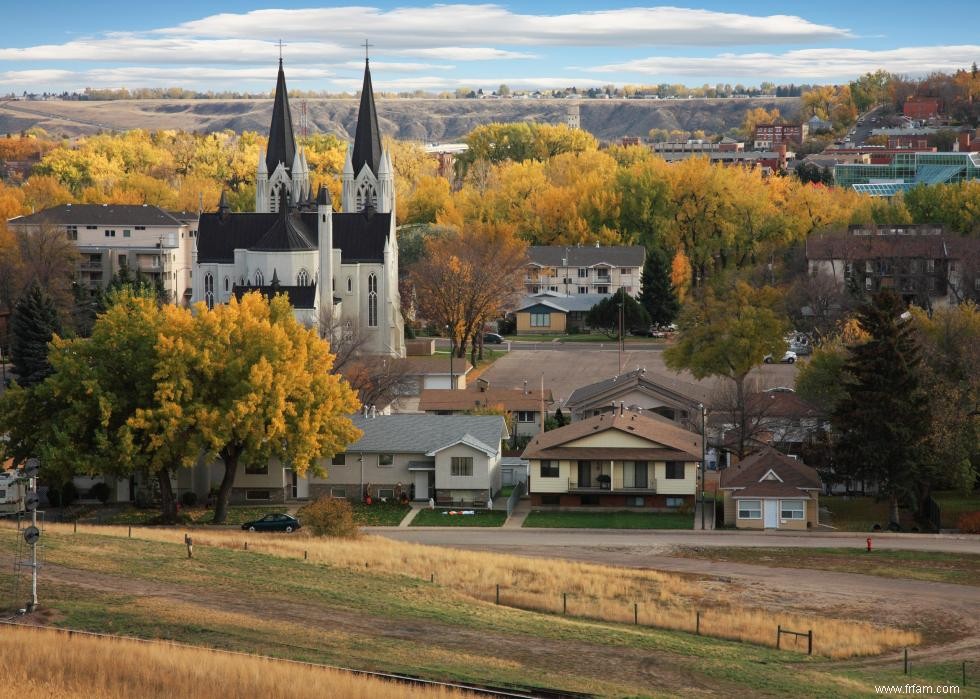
[513,293,611,334]
[521,409,702,510]
[719,448,821,530]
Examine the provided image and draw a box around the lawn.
[523,510,694,529]
[100,505,288,526]
[671,546,980,587]
[410,508,506,527]
[0,524,940,697]
[932,489,980,529]
[820,496,917,532]
[350,501,410,526]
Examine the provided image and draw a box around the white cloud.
[0,66,332,89]
[159,5,852,47]
[590,45,980,80]
[0,69,75,86]
[397,47,536,61]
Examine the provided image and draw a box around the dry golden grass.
[34,523,921,658]
[0,624,476,699]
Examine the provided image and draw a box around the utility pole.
[20,457,41,612]
[617,296,624,374]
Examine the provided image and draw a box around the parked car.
[629,326,655,337]
[483,333,505,344]
[241,513,301,533]
[764,351,797,364]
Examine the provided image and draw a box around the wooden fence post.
[563,592,567,615]
[496,584,500,605]
[777,624,781,650]
[904,647,909,675]
[73,521,77,534]
[128,526,132,538]
[807,629,813,656]
[304,550,308,560]
[696,611,701,636]
[963,661,967,687]
[430,573,434,584]
[244,541,248,551]
[634,603,638,625]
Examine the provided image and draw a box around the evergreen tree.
[9,285,62,386]
[585,288,651,338]
[554,406,567,427]
[832,291,929,526]
[638,249,679,327]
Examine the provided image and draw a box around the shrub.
[61,481,79,507]
[89,482,112,504]
[45,486,61,508]
[297,497,360,538]
[956,511,980,534]
[180,491,199,508]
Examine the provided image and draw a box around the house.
[524,245,645,297]
[719,448,821,529]
[522,408,702,509]
[513,292,612,334]
[563,367,708,431]
[419,380,554,436]
[806,224,980,307]
[7,204,195,305]
[753,123,808,149]
[806,115,833,133]
[305,413,509,506]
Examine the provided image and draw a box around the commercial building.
[834,151,980,196]
[753,123,807,149]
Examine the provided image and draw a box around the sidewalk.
[503,499,531,529]
[397,503,424,528]
[693,500,716,531]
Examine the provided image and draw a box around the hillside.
[0,96,800,142]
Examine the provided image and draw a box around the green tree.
[9,285,62,386]
[638,248,679,326]
[664,280,787,457]
[585,288,651,338]
[832,291,930,526]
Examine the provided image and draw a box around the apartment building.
[524,245,645,297]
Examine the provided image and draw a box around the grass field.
[671,546,980,587]
[411,509,507,527]
[821,497,916,532]
[933,490,980,529]
[523,510,694,529]
[350,502,411,526]
[98,503,412,527]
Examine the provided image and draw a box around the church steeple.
[266,58,296,178]
[351,58,383,178]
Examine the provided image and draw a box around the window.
[626,496,645,507]
[118,254,127,268]
[347,277,352,293]
[540,494,560,505]
[245,464,268,475]
[530,312,550,327]
[665,461,685,479]
[355,181,376,211]
[86,225,97,230]
[451,456,474,477]
[123,229,131,238]
[596,268,610,279]
[332,453,346,466]
[780,500,805,520]
[204,272,214,310]
[245,490,270,501]
[577,268,588,278]
[378,453,394,466]
[297,269,310,286]
[66,225,77,240]
[330,487,346,498]
[865,276,873,291]
[738,499,762,519]
[516,410,535,423]
[368,274,378,327]
[539,460,559,478]
[135,226,146,231]
[224,276,229,292]
[378,488,395,500]
[578,287,588,294]
[926,259,936,273]
[254,269,264,286]
[595,286,609,294]
[239,276,245,286]
[620,268,633,274]
[105,230,115,237]
[665,497,685,508]
[623,461,648,488]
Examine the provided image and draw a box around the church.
[192,57,405,358]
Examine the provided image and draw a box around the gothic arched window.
[254,269,264,286]
[355,181,376,211]
[204,273,215,310]
[224,276,229,292]
[368,273,378,327]
[347,277,352,293]
[297,269,310,286]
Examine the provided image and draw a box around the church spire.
[351,57,382,177]
[266,58,296,178]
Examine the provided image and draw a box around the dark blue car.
[241,513,301,533]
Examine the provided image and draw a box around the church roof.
[333,210,390,263]
[251,207,316,252]
[233,283,317,310]
[351,59,383,177]
[266,59,296,177]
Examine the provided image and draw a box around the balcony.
[79,261,103,272]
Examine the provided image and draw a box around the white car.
[764,350,797,364]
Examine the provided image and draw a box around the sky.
[1,1,978,94]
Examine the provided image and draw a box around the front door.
[577,461,592,488]
[413,471,430,501]
[764,499,779,528]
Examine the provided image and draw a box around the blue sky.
[1,1,978,93]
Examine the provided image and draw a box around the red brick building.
[903,97,940,120]
[754,123,807,149]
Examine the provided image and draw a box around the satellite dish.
[24,458,40,477]
[24,493,39,511]
[23,526,40,546]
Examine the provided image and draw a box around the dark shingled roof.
[719,447,822,495]
[527,245,646,268]
[251,208,316,252]
[9,204,183,227]
[266,59,296,177]
[351,59,383,177]
[334,210,390,263]
[233,283,317,310]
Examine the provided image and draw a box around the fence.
[901,648,971,689]
[777,625,813,655]
[506,480,526,517]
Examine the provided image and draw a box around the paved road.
[431,338,668,352]
[373,528,980,554]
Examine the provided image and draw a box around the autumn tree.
[665,280,787,457]
[740,107,781,139]
[409,222,528,362]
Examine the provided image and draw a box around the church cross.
[363,39,373,61]
[277,39,286,60]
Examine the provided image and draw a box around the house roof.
[251,208,316,252]
[232,283,317,310]
[351,59,383,178]
[565,367,710,412]
[347,414,507,455]
[9,204,184,227]
[521,411,702,461]
[266,59,296,176]
[805,226,980,261]
[425,433,498,457]
[419,387,553,412]
[708,390,823,426]
[526,245,645,268]
[719,448,822,495]
[515,293,610,314]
